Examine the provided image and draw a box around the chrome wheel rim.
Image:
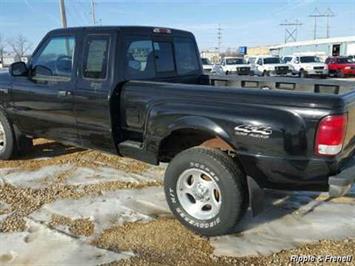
[176,168,222,220]
[0,122,5,152]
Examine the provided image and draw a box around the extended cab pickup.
[0,26,354,236]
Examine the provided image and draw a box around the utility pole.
[280,19,303,43]
[59,0,67,28]
[91,0,96,25]
[309,8,335,39]
[325,8,335,38]
[309,8,321,40]
[217,25,222,54]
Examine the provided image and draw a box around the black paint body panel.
[0,26,355,192]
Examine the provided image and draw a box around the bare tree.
[8,34,32,61]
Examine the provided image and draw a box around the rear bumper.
[328,165,355,197]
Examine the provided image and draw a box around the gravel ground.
[95,218,354,266]
[0,139,354,265]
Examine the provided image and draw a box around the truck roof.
[48,26,194,37]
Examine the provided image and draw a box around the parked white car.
[287,55,328,78]
[254,56,291,76]
[201,58,213,73]
[216,57,252,75]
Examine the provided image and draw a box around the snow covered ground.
[0,220,133,266]
[0,154,354,264]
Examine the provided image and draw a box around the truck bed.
[209,74,355,95]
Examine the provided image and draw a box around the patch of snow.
[211,190,355,257]
[2,165,73,189]
[0,220,132,266]
[65,166,162,185]
[0,201,12,223]
[31,187,170,239]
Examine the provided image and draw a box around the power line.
[59,0,67,28]
[280,19,303,43]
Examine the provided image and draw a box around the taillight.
[315,114,347,156]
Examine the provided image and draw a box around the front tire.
[164,147,248,236]
[262,70,269,76]
[299,70,308,78]
[336,70,345,78]
[0,112,17,160]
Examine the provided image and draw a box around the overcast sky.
[0,0,354,53]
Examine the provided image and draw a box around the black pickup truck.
[0,26,354,236]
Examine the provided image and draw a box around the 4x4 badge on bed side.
[234,124,272,139]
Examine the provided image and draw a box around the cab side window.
[32,36,75,80]
[174,37,200,75]
[83,35,110,79]
[257,58,262,65]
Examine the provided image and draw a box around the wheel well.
[158,129,235,162]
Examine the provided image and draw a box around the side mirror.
[9,62,28,77]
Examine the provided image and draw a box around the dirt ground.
[0,139,354,265]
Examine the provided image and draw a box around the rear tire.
[164,147,248,236]
[0,111,17,160]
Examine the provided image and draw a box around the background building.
[270,36,355,59]
[200,50,220,64]
[247,46,272,56]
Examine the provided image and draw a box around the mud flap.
[247,176,265,216]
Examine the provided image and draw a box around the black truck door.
[74,31,116,153]
[10,34,78,144]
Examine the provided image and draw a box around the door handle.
[57,90,72,97]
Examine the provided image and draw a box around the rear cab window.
[124,31,201,80]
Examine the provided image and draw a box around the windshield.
[248,58,256,64]
[283,57,292,63]
[226,58,245,65]
[300,56,321,63]
[201,58,211,65]
[264,57,281,64]
[337,57,352,64]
